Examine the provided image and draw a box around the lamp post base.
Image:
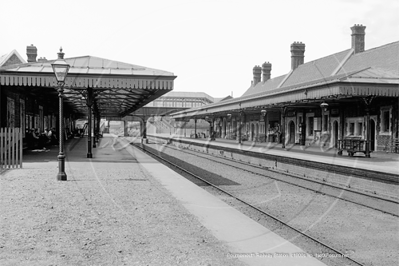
[57,172,67,181]
[57,153,67,181]
[87,153,92,158]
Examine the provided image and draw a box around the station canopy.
[0,55,177,118]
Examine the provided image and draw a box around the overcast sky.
[1,0,398,98]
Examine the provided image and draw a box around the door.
[256,123,259,141]
[333,121,339,148]
[370,119,375,151]
[289,121,295,144]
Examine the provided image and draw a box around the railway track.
[132,141,371,266]
[147,138,399,217]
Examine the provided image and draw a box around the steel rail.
[150,139,399,217]
[134,142,367,266]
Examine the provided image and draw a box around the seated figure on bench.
[34,128,50,150]
[26,128,37,149]
[50,128,58,145]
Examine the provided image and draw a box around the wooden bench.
[338,137,370,157]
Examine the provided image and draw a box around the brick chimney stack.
[262,62,272,82]
[351,24,366,54]
[26,44,37,62]
[291,42,305,70]
[253,65,262,85]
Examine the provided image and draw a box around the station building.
[171,25,399,156]
[145,91,230,108]
[145,91,231,136]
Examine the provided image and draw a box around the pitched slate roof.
[0,54,176,117]
[0,50,26,67]
[241,74,286,97]
[241,41,399,98]
[340,67,399,84]
[215,95,233,102]
[171,40,399,119]
[282,49,353,87]
[337,41,399,76]
[162,91,214,101]
[0,55,174,77]
[240,49,353,97]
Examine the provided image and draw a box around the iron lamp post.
[51,48,70,181]
[227,114,232,139]
[261,109,267,142]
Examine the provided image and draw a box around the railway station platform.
[0,135,328,266]
[148,133,399,180]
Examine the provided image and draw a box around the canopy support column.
[92,109,96,148]
[97,113,101,139]
[124,120,128,137]
[222,118,226,139]
[338,105,345,155]
[238,111,243,144]
[363,96,374,158]
[141,117,148,144]
[209,117,215,141]
[281,107,287,149]
[261,110,267,143]
[194,119,197,138]
[300,109,306,146]
[86,88,93,158]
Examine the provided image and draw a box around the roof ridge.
[277,70,292,88]
[359,40,399,55]
[302,48,353,66]
[331,49,354,76]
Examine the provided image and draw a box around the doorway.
[289,121,295,144]
[333,121,339,148]
[255,123,259,141]
[370,119,376,151]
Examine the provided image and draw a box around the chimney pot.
[351,24,366,54]
[252,65,262,86]
[38,57,48,63]
[291,42,305,70]
[26,44,37,62]
[262,62,272,82]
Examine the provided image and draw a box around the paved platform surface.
[0,135,330,266]
[150,133,399,176]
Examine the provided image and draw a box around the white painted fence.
[0,128,23,170]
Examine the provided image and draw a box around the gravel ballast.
[144,141,399,266]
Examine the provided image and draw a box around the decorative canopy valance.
[0,55,177,117]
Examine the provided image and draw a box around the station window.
[308,117,314,136]
[349,123,355,135]
[381,107,391,133]
[357,123,363,136]
[345,117,364,137]
[323,114,328,131]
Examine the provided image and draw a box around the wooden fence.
[0,128,23,170]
